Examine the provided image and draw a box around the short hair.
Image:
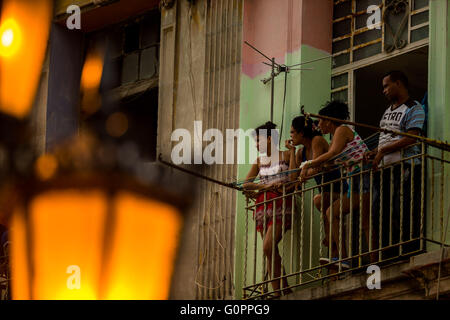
[318,100,350,121]
[255,121,277,137]
[291,116,321,139]
[383,70,409,88]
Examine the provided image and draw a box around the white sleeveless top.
[259,153,290,185]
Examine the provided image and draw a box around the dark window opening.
[83,9,161,162]
[354,46,429,139]
[118,89,158,161]
[124,23,140,54]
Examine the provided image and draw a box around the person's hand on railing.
[363,149,377,162]
[299,160,313,183]
[371,151,384,170]
[242,189,258,200]
[269,181,286,194]
[256,181,281,194]
[241,181,263,200]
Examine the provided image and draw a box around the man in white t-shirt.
[367,71,425,167]
[365,70,425,260]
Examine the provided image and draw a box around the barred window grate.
[331,0,429,116]
[332,0,429,70]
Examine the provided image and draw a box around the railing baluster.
[329,181,333,269]
[359,163,363,268]
[339,172,343,273]
[271,197,276,291]
[319,174,324,264]
[379,167,384,262]
[349,171,353,263]
[300,182,305,284]
[420,143,425,250]
[262,191,267,293]
[310,188,314,270]
[369,166,374,261]
[400,153,404,255]
[431,158,435,241]
[410,153,415,242]
[281,184,286,293]
[244,196,249,296]
[440,148,444,244]
[253,199,257,290]
[389,166,394,247]
[290,185,295,275]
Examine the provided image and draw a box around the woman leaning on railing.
[242,121,294,297]
[285,115,349,266]
[299,101,378,267]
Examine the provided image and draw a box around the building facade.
[22,0,450,300]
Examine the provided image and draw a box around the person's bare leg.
[315,193,334,248]
[359,193,378,263]
[263,223,287,296]
[326,198,350,261]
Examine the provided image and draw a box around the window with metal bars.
[331,0,429,116]
[102,10,161,89]
[332,0,429,69]
[83,10,161,162]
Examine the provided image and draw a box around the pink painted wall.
[242,0,333,78]
[301,0,333,54]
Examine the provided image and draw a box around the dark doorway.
[119,88,158,161]
[354,46,428,140]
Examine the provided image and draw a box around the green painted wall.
[234,45,331,299]
[426,0,450,251]
[234,0,450,299]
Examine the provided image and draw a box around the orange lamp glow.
[81,52,104,91]
[80,50,104,115]
[0,19,21,57]
[10,176,184,300]
[0,0,53,118]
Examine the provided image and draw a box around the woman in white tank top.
[243,121,294,296]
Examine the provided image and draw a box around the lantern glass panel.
[30,190,107,300]
[11,208,30,300]
[103,192,181,300]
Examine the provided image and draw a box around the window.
[84,9,161,162]
[102,10,161,89]
[331,0,429,122]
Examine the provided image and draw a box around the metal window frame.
[88,11,161,94]
[331,0,429,118]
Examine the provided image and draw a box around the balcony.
[241,141,449,300]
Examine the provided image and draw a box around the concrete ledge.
[281,248,450,300]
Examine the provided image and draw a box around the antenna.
[244,41,319,123]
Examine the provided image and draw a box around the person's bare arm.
[379,129,420,154]
[300,127,351,180]
[372,128,421,168]
[285,139,299,181]
[311,127,350,167]
[242,159,261,190]
[305,136,327,177]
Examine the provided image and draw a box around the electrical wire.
[279,70,288,147]
[287,54,332,68]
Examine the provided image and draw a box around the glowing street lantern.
[7,132,188,300]
[10,177,184,300]
[0,0,190,301]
